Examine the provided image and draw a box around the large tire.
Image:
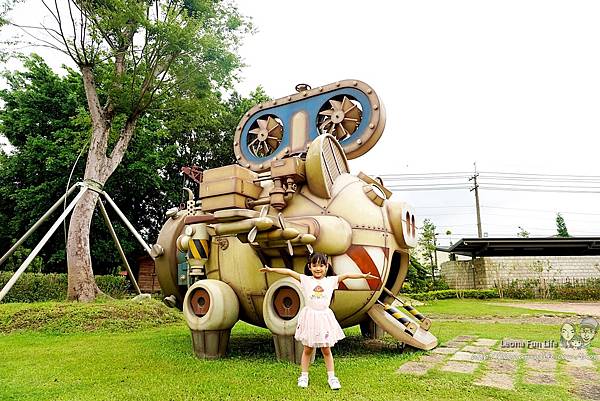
[183,280,239,331]
[263,277,305,336]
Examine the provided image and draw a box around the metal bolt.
[373,104,378,110]
[284,147,290,153]
[246,112,250,117]
[369,123,375,129]
[353,81,357,86]
[234,141,238,146]
[245,163,250,168]
[367,89,372,94]
[336,82,340,87]
[357,139,362,144]
[258,104,263,109]
[259,164,263,169]
[273,100,277,105]
[236,155,241,160]
[319,88,323,92]
[302,92,307,97]
[288,96,292,101]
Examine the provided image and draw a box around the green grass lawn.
[417,298,572,318]
[0,299,597,401]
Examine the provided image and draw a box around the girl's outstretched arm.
[259,266,301,281]
[336,272,378,283]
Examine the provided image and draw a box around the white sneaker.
[297,375,309,388]
[328,376,341,390]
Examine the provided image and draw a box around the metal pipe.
[101,192,153,256]
[0,187,87,302]
[0,183,80,267]
[97,200,141,295]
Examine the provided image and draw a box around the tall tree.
[555,213,570,238]
[3,1,250,300]
[418,218,437,282]
[1,55,267,277]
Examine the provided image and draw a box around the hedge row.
[0,272,131,303]
[499,278,600,301]
[407,289,499,301]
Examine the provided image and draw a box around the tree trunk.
[66,189,101,301]
[66,66,139,302]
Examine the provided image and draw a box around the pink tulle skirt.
[294,307,345,348]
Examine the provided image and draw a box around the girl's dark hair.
[304,252,334,276]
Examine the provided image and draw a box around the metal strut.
[0,181,154,302]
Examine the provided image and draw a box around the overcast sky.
[235,1,600,244]
[3,1,599,245]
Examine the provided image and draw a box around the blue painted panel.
[240,88,373,164]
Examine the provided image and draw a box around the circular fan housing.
[247,115,283,158]
[317,95,363,141]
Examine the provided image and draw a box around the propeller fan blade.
[329,99,342,111]
[277,213,294,255]
[248,226,257,242]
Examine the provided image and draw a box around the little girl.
[260,252,377,390]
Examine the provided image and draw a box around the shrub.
[0,272,132,303]
[407,289,499,301]
[498,278,600,301]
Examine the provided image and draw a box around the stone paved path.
[396,335,600,399]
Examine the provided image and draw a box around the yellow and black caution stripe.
[403,304,425,321]
[188,239,209,260]
[377,300,416,336]
[382,286,432,330]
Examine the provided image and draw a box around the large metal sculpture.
[153,80,437,362]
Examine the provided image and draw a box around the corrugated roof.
[437,237,600,257]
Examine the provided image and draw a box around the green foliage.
[0,299,182,334]
[0,245,43,273]
[404,254,430,292]
[1,1,256,286]
[0,272,131,303]
[0,55,88,272]
[405,254,450,293]
[517,226,529,238]
[501,278,600,300]
[555,212,570,237]
[418,218,437,264]
[0,56,267,274]
[408,289,499,301]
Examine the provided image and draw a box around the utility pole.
[469,162,483,238]
[432,232,438,283]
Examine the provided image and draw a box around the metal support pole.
[101,192,153,256]
[0,187,87,302]
[97,200,142,295]
[0,183,80,267]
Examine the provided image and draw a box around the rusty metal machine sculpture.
[153,80,437,362]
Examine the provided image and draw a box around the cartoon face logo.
[570,335,583,349]
[580,317,599,344]
[561,323,575,342]
[560,317,598,348]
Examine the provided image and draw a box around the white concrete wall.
[441,256,600,289]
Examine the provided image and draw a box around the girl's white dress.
[294,274,345,348]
